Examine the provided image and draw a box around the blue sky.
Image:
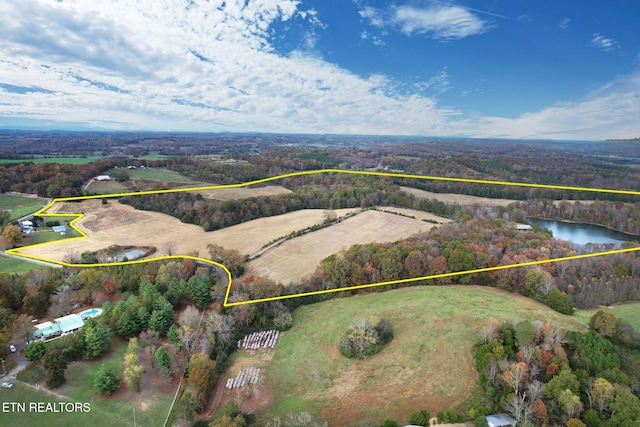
[1,0,640,140]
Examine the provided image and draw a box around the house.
[31,313,85,342]
[486,413,517,427]
[516,224,533,230]
[96,175,111,181]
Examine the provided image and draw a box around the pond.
[527,218,639,247]
[107,249,146,262]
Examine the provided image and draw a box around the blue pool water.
[81,309,99,317]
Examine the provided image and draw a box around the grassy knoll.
[574,302,640,331]
[0,195,48,220]
[0,255,49,273]
[261,286,586,426]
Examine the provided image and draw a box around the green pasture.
[0,195,48,220]
[0,255,50,273]
[261,286,587,426]
[574,302,640,331]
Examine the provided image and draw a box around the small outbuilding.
[486,413,517,427]
[516,224,533,230]
[52,225,67,234]
[96,175,111,181]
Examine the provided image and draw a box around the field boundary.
[6,169,640,307]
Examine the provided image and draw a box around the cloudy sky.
[1,0,640,140]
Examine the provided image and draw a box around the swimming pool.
[80,308,102,319]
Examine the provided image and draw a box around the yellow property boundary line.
[6,169,640,307]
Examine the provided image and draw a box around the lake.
[527,218,639,247]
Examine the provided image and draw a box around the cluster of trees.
[339,316,393,359]
[473,314,640,426]
[387,143,640,203]
[23,319,111,388]
[0,158,147,197]
[308,215,640,311]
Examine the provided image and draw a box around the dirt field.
[202,350,277,419]
[16,199,359,262]
[245,209,449,285]
[193,185,293,200]
[400,186,516,206]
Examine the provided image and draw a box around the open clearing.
[574,302,640,331]
[260,285,587,426]
[0,194,49,220]
[400,186,516,206]
[245,209,450,285]
[6,341,175,427]
[16,199,359,262]
[192,185,293,200]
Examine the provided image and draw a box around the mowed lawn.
[118,167,193,182]
[0,255,50,273]
[574,302,640,330]
[0,195,48,220]
[6,342,176,427]
[261,286,587,426]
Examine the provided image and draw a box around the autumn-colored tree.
[404,250,428,278]
[558,389,583,420]
[547,363,560,376]
[590,377,614,416]
[566,418,587,427]
[187,352,217,404]
[102,278,117,301]
[123,338,143,392]
[76,268,103,305]
[503,362,529,395]
[2,225,22,245]
[589,310,618,338]
[531,399,548,426]
[429,255,449,285]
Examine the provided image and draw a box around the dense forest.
[299,213,640,311]
[471,313,640,426]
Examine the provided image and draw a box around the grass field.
[0,255,49,273]
[120,167,193,182]
[400,186,516,206]
[16,199,360,263]
[0,156,107,165]
[246,209,449,285]
[574,302,640,331]
[0,195,48,220]
[3,342,175,427]
[0,153,168,165]
[260,286,587,426]
[194,185,293,200]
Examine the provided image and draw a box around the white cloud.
[559,17,571,29]
[590,33,619,52]
[451,73,640,140]
[359,6,385,28]
[392,5,490,40]
[0,0,459,135]
[358,2,490,41]
[1,0,639,140]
